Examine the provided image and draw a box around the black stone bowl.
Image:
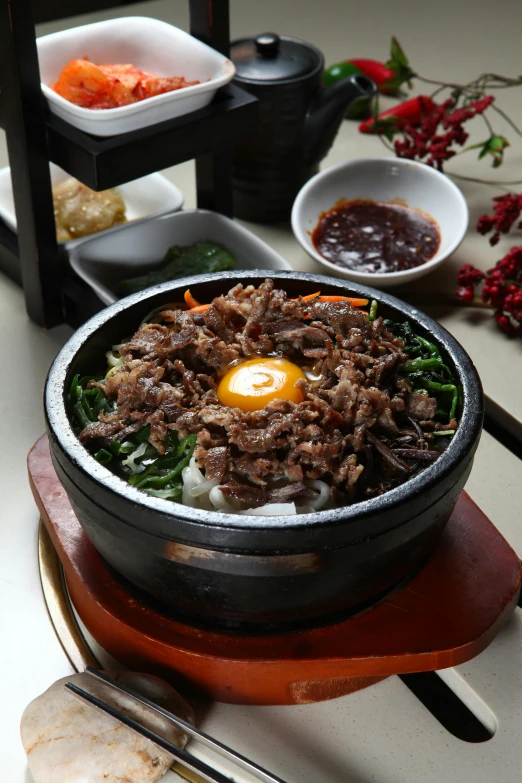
[45,271,483,631]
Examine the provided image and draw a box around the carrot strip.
[294,291,321,301]
[316,295,368,306]
[291,292,369,306]
[185,293,368,314]
[184,289,201,309]
[187,304,210,313]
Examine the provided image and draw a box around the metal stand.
[0,0,257,328]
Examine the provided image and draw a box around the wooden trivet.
[29,435,521,706]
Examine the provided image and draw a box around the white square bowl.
[37,16,235,136]
[0,164,184,243]
[67,209,293,304]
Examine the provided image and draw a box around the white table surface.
[1,1,521,781]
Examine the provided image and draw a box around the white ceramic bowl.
[68,209,293,304]
[37,16,235,137]
[0,164,183,243]
[291,157,469,288]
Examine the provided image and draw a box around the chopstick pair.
[65,666,288,783]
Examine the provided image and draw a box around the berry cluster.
[456,247,522,335]
[394,97,495,171]
[476,193,522,245]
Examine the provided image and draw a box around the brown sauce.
[312,199,441,274]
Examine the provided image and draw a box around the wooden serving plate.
[29,435,521,706]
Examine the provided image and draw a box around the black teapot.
[230,33,377,223]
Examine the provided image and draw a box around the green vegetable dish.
[384,319,460,431]
[68,373,196,500]
[117,242,236,297]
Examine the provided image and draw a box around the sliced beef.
[228,412,299,453]
[244,278,273,336]
[406,393,438,420]
[204,446,229,483]
[78,419,127,444]
[307,300,372,336]
[220,480,309,508]
[202,305,236,343]
[234,453,280,487]
[220,480,265,507]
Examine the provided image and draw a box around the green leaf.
[389,37,409,68]
[384,37,416,92]
[465,134,509,168]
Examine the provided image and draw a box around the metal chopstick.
[76,667,288,783]
[66,681,233,783]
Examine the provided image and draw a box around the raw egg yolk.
[217,358,305,412]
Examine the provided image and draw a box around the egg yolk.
[217,358,305,412]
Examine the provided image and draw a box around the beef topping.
[77,280,452,506]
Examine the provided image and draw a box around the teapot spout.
[303,74,377,165]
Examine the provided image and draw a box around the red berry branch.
[456,201,522,335]
[359,38,522,178]
[352,39,522,336]
[476,193,522,245]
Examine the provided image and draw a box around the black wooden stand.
[0,0,257,328]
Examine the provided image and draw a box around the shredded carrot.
[316,295,368,306]
[294,291,321,301]
[184,289,201,309]
[187,303,211,313]
[184,291,368,314]
[291,292,369,307]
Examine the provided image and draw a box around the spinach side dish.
[117,242,236,297]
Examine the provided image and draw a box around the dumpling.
[20,671,194,783]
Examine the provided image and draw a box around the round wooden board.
[30,435,521,705]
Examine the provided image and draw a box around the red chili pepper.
[347,59,397,94]
[359,95,437,134]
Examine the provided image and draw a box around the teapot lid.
[230,34,323,83]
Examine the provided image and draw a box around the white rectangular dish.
[68,209,293,304]
[0,164,184,243]
[37,17,235,136]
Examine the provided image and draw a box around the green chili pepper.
[143,485,183,500]
[135,425,151,444]
[176,434,197,458]
[109,441,122,456]
[433,430,455,437]
[118,441,136,455]
[69,374,80,404]
[135,453,191,489]
[73,400,91,430]
[369,300,378,321]
[127,433,193,487]
[94,448,113,465]
[80,394,96,422]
